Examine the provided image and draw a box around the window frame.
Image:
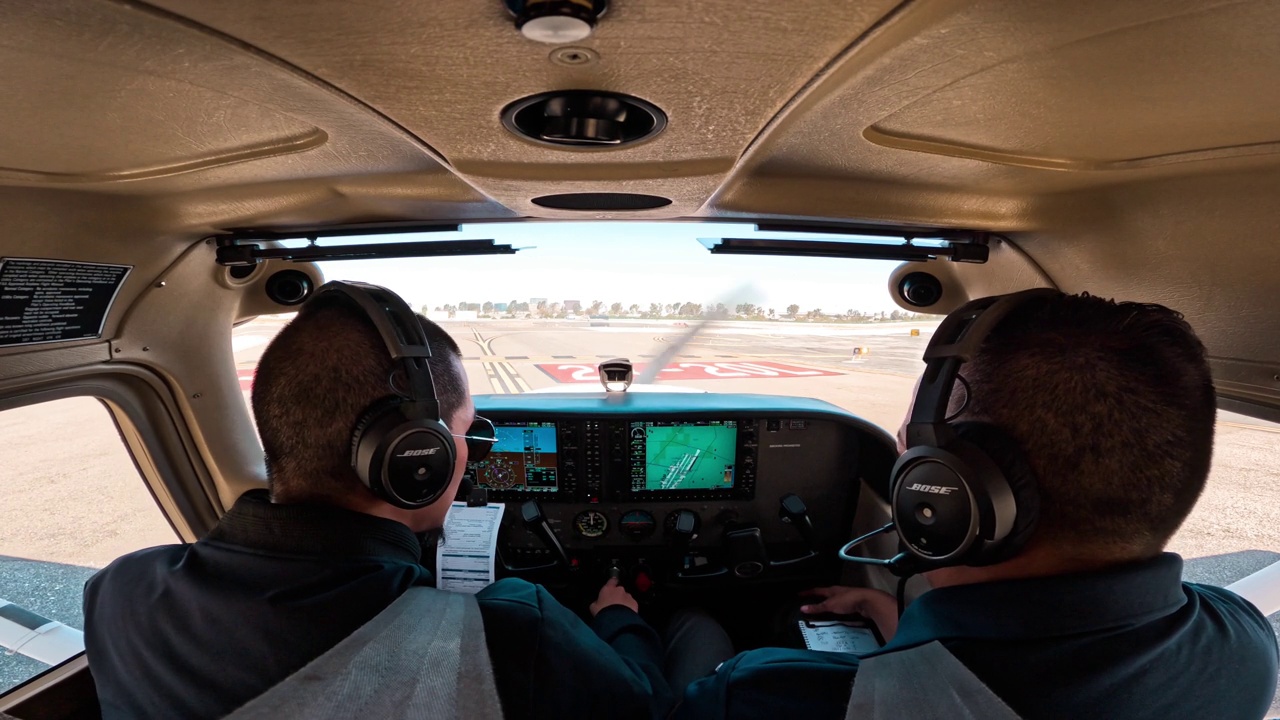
[0,364,222,702]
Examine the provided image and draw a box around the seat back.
[845,641,1022,720]
[226,587,502,720]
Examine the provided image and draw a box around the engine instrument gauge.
[573,510,609,538]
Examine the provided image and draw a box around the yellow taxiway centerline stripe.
[1217,421,1280,434]
[483,364,508,394]
[492,361,526,394]
[503,362,532,393]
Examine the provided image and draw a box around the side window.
[0,397,178,694]
[1169,410,1280,717]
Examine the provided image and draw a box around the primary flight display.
[472,421,559,492]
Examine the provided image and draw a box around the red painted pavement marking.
[535,361,842,384]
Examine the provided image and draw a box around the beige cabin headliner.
[0,0,1277,504]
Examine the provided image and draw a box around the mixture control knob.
[634,569,654,594]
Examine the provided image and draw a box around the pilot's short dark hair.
[957,293,1216,560]
[251,294,466,503]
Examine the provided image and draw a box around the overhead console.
[455,392,896,596]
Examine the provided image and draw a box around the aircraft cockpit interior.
[2,1,1280,719]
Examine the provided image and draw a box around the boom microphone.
[837,522,922,578]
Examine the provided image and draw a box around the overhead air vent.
[502,91,666,148]
[531,193,672,211]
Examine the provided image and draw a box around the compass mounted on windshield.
[598,358,634,393]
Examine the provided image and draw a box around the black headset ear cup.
[350,397,456,509]
[950,422,1040,564]
[350,397,401,470]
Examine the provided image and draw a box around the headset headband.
[906,288,1060,449]
[313,281,441,420]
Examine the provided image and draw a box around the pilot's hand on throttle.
[800,586,899,642]
[590,578,639,616]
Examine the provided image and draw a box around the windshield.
[234,221,938,433]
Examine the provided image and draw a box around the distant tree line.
[425,299,937,322]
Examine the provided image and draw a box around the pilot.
[674,291,1279,719]
[82,285,675,720]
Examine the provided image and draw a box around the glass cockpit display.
[630,420,737,492]
[470,422,558,492]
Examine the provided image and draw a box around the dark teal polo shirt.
[84,490,672,720]
[677,553,1277,720]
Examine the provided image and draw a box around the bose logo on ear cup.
[907,483,956,495]
[397,448,440,457]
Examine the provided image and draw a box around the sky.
[314,222,913,314]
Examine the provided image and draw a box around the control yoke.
[499,500,572,574]
[772,493,819,567]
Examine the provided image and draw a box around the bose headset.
[310,280,457,510]
[839,288,1058,576]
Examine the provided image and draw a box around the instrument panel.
[457,392,897,588]
[463,417,756,504]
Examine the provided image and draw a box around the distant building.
[529,297,548,307]
[494,303,508,312]
[563,300,582,313]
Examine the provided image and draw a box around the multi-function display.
[629,420,738,493]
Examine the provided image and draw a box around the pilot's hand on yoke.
[800,586,899,642]
[590,577,639,616]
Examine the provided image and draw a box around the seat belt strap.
[226,587,502,720]
[845,641,1022,720]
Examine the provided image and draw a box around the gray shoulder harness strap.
[226,587,503,720]
[845,641,1022,720]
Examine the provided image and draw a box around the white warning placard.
[0,258,131,347]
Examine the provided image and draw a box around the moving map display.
[630,421,737,492]
[472,422,558,492]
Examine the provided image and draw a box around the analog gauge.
[619,510,656,540]
[573,510,609,539]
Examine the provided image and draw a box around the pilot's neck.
[277,488,440,535]
[924,548,1131,589]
